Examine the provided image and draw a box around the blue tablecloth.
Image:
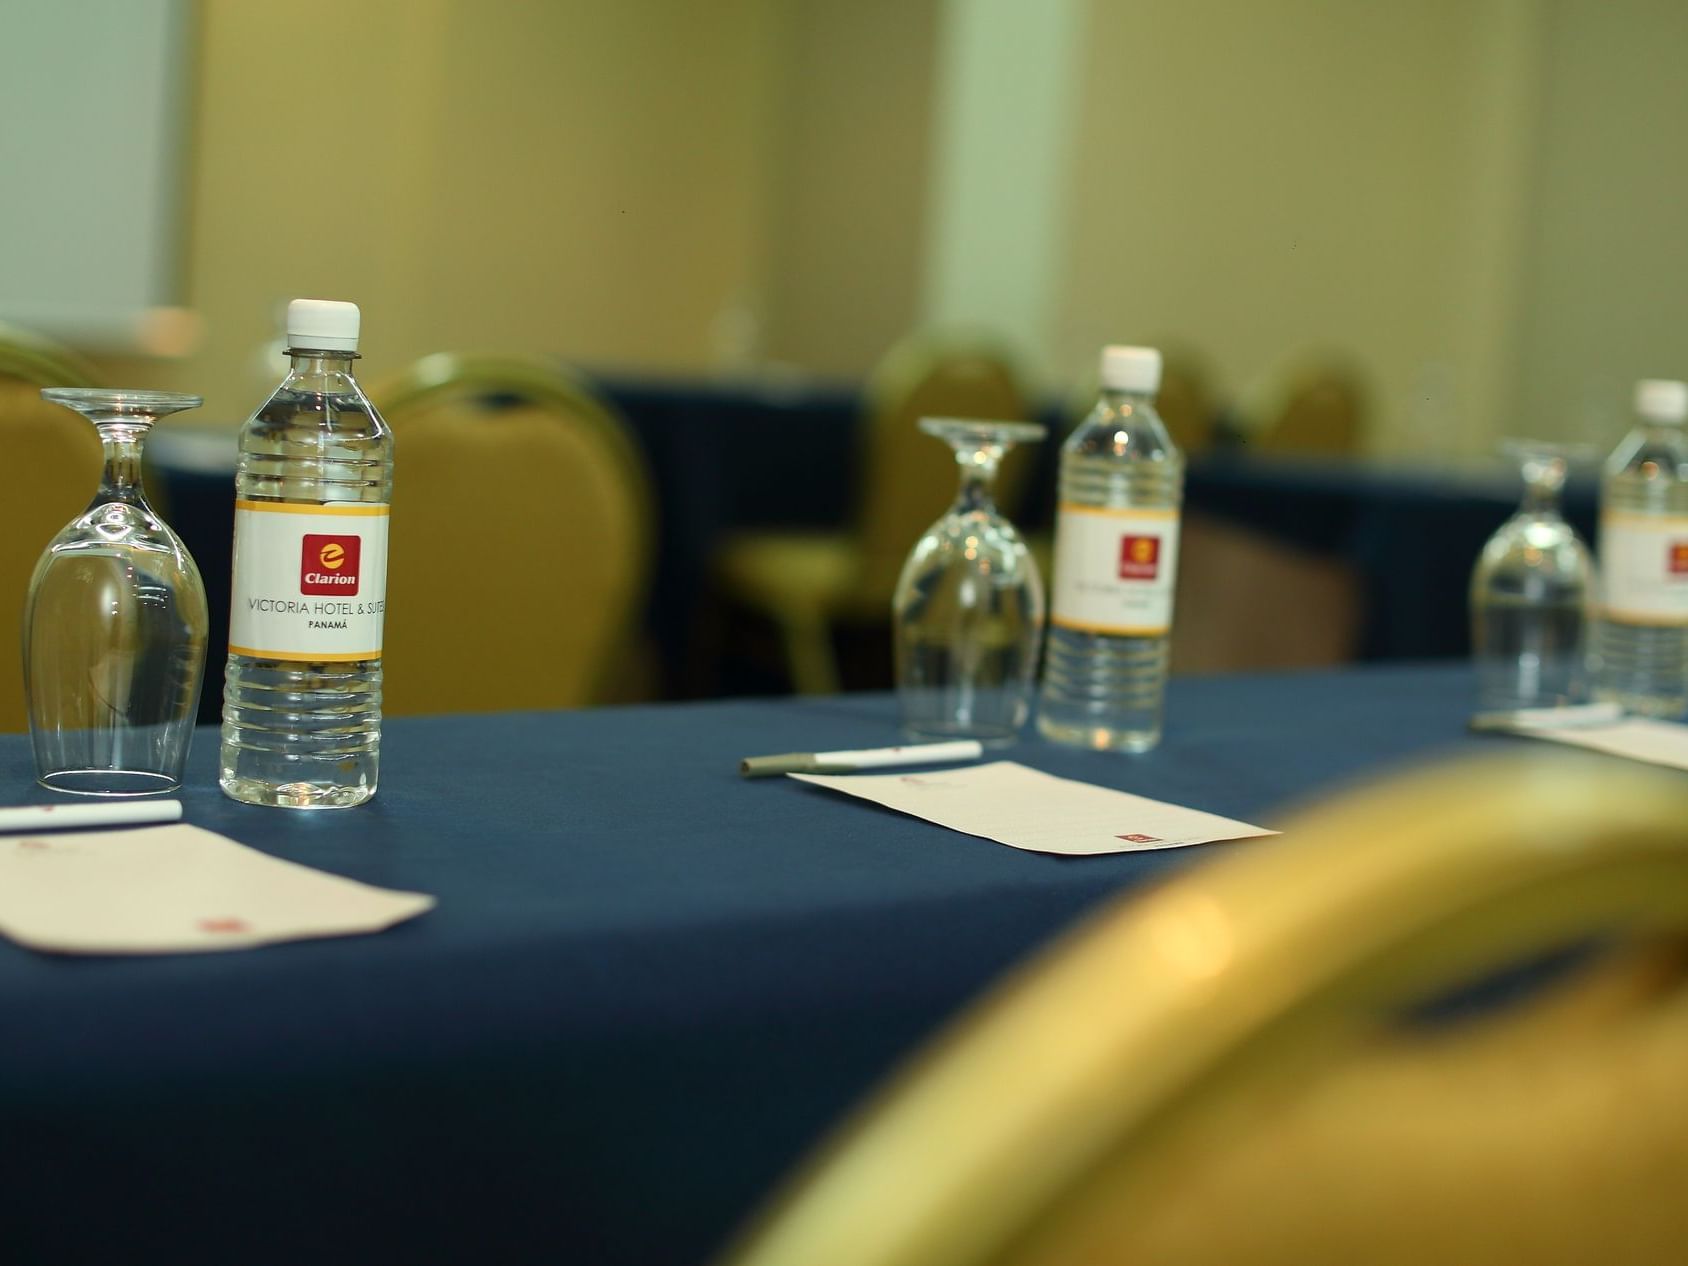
[0,663,1546,1265]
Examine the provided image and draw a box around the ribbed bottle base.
[1037,627,1168,752]
[217,772,375,809]
[219,653,382,809]
[1035,715,1161,752]
[1595,620,1688,719]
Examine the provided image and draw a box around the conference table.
[0,662,1573,1265]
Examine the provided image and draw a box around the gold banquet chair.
[1253,357,1368,456]
[1157,354,1367,671]
[0,325,103,733]
[721,754,1688,1266]
[369,354,653,715]
[715,332,1032,695]
[1152,353,1219,457]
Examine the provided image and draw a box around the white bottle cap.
[1099,345,1161,394]
[286,298,361,353]
[1635,378,1688,424]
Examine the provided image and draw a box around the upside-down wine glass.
[23,389,209,794]
[1468,439,1596,712]
[894,416,1047,745]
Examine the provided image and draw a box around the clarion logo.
[301,533,361,596]
[1118,535,1160,581]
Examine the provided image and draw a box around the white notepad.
[792,760,1276,856]
[0,824,435,955]
[1499,713,1688,772]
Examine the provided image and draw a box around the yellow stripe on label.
[1598,608,1688,627]
[228,645,381,663]
[235,500,391,517]
[1056,503,1179,520]
[1601,510,1688,529]
[1050,614,1171,637]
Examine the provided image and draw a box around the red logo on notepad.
[301,534,361,595]
[1670,542,1688,575]
[1119,535,1160,580]
[1117,833,1162,844]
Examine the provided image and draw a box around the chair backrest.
[1254,358,1367,456]
[719,753,1688,1266]
[0,325,102,733]
[1154,353,1218,455]
[369,353,654,715]
[852,332,1033,606]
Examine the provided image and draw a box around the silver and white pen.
[740,740,984,778]
[0,799,183,834]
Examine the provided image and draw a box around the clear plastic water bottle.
[1468,442,1594,712]
[1038,345,1183,751]
[1596,378,1688,717]
[219,299,393,807]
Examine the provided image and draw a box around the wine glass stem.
[952,446,1002,514]
[95,424,149,503]
[1521,482,1559,517]
[947,443,1008,726]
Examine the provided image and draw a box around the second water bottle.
[1039,345,1184,751]
[219,299,393,808]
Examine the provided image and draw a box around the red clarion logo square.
[1671,542,1688,575]
[1119,535,1160,580]
[1117,833,1162,844]
[301,533,361,595]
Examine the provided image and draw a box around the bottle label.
[1601,511,1688,624]
[1050,505,1181,635]
[228,501,390,661]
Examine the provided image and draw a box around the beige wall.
[1508,0,1688,448]
[758,0,939,375]
[101,0,786,418]
[1054,0,1538,456]
[82,1,1688,459]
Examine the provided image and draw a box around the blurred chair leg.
[595,632,662,705]
[682,588,731,700]
[782,610,841,696]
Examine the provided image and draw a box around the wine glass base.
[37,769,182,797]
[902,724,1023,749]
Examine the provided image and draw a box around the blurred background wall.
[1507,0,1688,447]
[9,0,1688,455]
[1056,0,1538,458]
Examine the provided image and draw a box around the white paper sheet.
[791,760,1276,855]
[0,823,435,955]
[1500,715,1688,772]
